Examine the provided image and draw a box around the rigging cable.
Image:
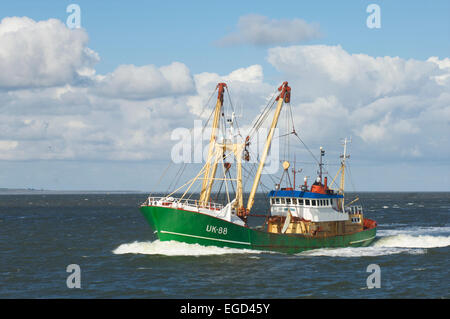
[165,88,219,194]
[225,86,242,138]
[292,131,320,165]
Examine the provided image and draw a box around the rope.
[225,87,242,138]
[293,131,320,165]
[247,89,278,139]
[152,87,218,196]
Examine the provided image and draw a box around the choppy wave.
[112,240,261,256]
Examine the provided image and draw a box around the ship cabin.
[267,175,366,235]
[269,175,348,222]
[269,188,348,223]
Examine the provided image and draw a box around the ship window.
[319,200,323,206]
[280,198,286,205]
[292,198,297,205]
[298,199,303,205]
[305,199,310,206]
[275,198,280,204]
[326,199,329,206]
[312,200,316,206]
[286,198,291,205]
[271,198,275,205]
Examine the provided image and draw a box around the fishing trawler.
[140,82,377,254]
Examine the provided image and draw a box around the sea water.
[0,192,448,298]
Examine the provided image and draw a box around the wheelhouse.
[268,188,349,222]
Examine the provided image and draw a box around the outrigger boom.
[246,82,291,215]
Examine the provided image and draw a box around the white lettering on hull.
[159,230,251,245]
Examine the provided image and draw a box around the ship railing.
[145,196,224,211]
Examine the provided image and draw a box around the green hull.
[140,205,377,254]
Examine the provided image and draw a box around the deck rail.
[143,196,224,210]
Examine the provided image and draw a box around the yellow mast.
[215,141,244,209]
[246,82,291,213]
[199,83,227,205]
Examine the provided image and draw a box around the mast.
[318,146,325,181]
[339,137,350,210]
[246,81,291,213]
[293,155,296,189]
[199,83,227,205]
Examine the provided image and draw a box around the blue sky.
[0,1,449,192]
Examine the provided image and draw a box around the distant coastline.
[0,188,145,195]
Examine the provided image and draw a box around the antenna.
[340,137,351,164]
[292,154,302,189]
[318,146,326,181]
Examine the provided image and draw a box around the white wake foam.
[378,226,450,237]
[374,234,450,248]
[114,227,450,258]
[299,246,427,257]
[112,240,261,256]
[298,226,450,257]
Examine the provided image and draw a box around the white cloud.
[93,62,195,100]
[226,65,264,83]
[0,63,273,161]
[216,14,321,47]
[0,140,18,152]
[0,17,200,161]
[0,16,449,172]
[428,56,450,85]
[187,65,274,120]
[267,45,450,161]
[0,17,99,89]
[267,45,443,105]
